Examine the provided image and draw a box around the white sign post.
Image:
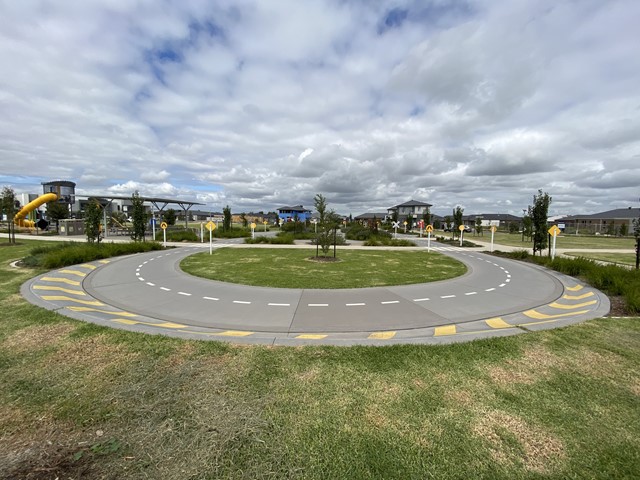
[490,225,497,252]
[426,225,433,252]
[206,221,216,254]
[250,222,256,239]
[200,222,204,243]
[548,225,560,260]
[392,221,400,239]
[160,222,168,247]
[458,225,465,247]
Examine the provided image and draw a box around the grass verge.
[0,241,639,478]
[489,232,636,250]
[180,248,466,288]
[21,240,164,269]
[566,252,637,266]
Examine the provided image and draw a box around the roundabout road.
[22,241,610,345]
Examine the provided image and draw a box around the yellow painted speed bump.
[485,318,512,329]
[565,285,583,292]
[67,306,137,317]
[368,331,397,340]
[59,269,87,278]
[41,296,104,306]
[98,260,110,264]
[216,330,254,337]
[523,309,590,320]
[434,325,456,336]
[113,319,187,329]
[78,264,97,270]
[41,277,80,286]
[296,334,328,340]
[548,300,597,310]
[34,285,86,296]
[562,292,594,300]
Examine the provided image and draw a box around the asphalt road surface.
[22,241,610,345]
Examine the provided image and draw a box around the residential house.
[277,205,312,223]
[558,207,639,235]
[387,200,433,224]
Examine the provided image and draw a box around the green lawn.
[180,248,467,288]
[1,240,639,479]
[566,252,637,266]
[479,232,636,250]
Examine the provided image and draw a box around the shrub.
[363,235,416,247]
[155,229,199,242]
[245,235,295,245]
[22,241,164,269]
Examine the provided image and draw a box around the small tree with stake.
[85,199,102,243]
[633,213,640,270]
[314,193,339,258]
[130,191,147,242]
[531,189,552,256]
[1,186,17,244]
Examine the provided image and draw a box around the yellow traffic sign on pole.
[548,225,561,237]
[489,226,497,233]
[160,222,168,230]
[250,222,257,229]
[205,221,216,232]
[458,225,465,232]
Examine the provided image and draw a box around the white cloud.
[0,0,639,216]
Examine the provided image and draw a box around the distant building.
[277,205,312,223]
[463,214,523,228]
[354,212,388,223]
[559,207,639,235]
[387,200,432,222]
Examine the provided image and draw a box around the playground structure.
[13,193,58,228]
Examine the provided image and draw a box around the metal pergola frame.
[81,195,204,237]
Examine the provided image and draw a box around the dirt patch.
[306,256,342,263]
[472,410,565,474]
[607,295,631,316]
[2,323,76,353]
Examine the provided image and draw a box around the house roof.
[277,205,311,213]
[388,199,432,209]
[464,213,523,222]
[354,212,387,220]
[560,207,640,221]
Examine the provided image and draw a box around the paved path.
[21,241,610,345]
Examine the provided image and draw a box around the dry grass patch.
[487,344,559,387]
[472,409,566,474]
[2,322,76,353]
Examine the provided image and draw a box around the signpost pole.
[163,228,166,247]
[427,231,431,252]
[491,228,495,252]
[200,222,204,243]
[551,232,557,260]
[209,227,212,255]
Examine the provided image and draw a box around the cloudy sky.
[1,0,639,216]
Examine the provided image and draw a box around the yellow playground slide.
[13,193,58,228]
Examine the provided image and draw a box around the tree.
[475,217,483,236]
[406,213,413,231]
[47,201,69,233]
[422,207,432,227]
[522,212,533,241]
[391,210,399,224]
[453,206,464,238]
[531,189,552,255]
[240,212,248,228]
[162,208,177,226]
[223,205,232,232]
[619,223,628,237]
[1,186,17,244]
[314,193,338,257]
[130,191,147,242]
[84,199,102,243]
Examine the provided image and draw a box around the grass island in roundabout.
[179,248,467,289]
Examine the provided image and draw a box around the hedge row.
[23,241,164,269]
